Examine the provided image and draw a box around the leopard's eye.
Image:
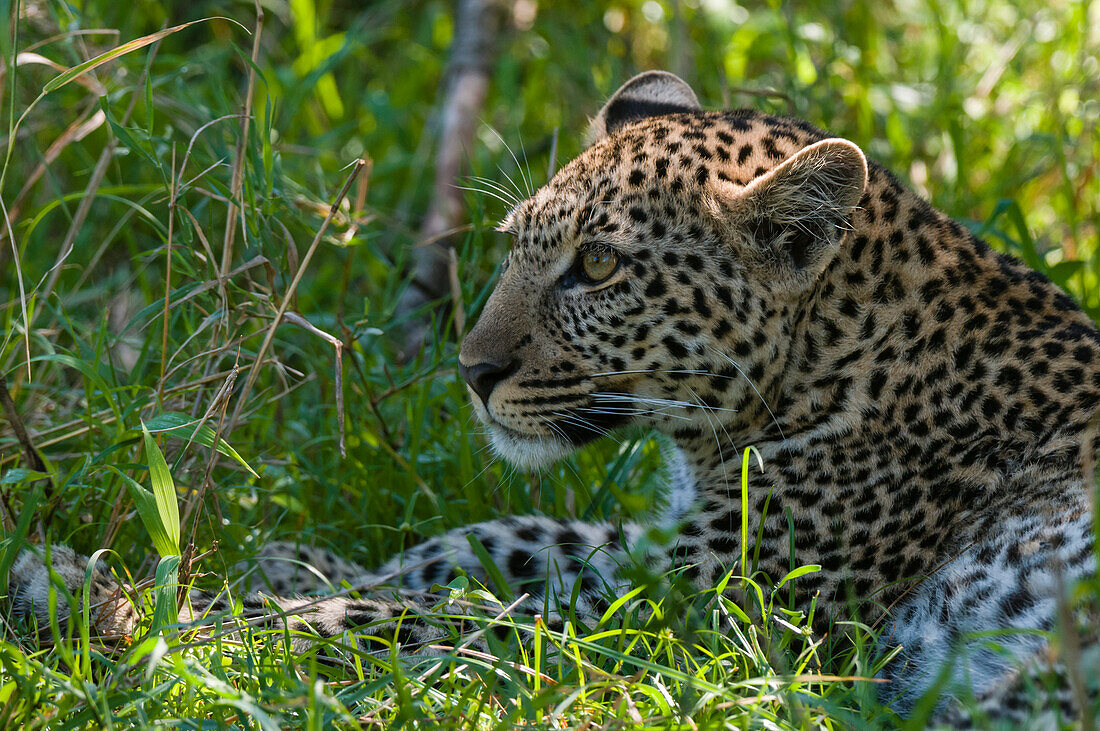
[580,248,620,283]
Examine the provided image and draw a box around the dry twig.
[218,0,264,285]
[0,379,55,531]
[283,312,345,457]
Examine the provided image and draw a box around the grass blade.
[141,423,180,555]
[106,467,177,558]
[142,412,258,478]
[42,19,246,94]
[149,554,181,633]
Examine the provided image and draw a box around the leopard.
[8,71,1099,725]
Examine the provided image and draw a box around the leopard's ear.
[728,138,868,274]
[587,71,701,145]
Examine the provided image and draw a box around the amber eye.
[580,248,620,283]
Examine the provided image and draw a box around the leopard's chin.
[473,391,637,469]
[486,424,576,469]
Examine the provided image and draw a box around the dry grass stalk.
[0,194,31,377]
[157,112,247,404]
[218,0,264,285]
[283,311,345,457]
[227,158,368,435]
[159,143,178,404]
[178,362,240,597]
[0,378,54,531]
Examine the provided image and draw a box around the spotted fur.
[8,71,1098,724]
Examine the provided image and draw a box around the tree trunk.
[396,0,505,359]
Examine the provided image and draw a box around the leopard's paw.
[7,545,136,637]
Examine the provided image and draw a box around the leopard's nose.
[459,359,518,406]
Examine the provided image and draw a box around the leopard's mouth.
[481,393,637,469]
[546,394,636,446]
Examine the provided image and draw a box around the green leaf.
[1047,260,1085,289]
[0,467,49,485]
[262,96,275,198]
[776,564,821,590]
[81,549,115,675]
[739,445,762,580]
[104,105,160,167]
[721,597,752,624]
[107,467,177,559]
[596,584,646,627]
[31,353,112,402]
[142,412,258,477]
[149,554,181,634]
[43,19,245,94]
[144,68,153,135]
[1004,201,1039,270]
[142,423,180,555]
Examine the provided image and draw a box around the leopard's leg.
[7,517,652,647]
[6,545,489,651]
[240,443,697,596]
[367,516,646,598]
[8,544,140,637]
[211,516,653,649]
[876,509,1095,725]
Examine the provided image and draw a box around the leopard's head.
[459,72,867,468]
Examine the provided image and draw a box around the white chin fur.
[487,425,574,469]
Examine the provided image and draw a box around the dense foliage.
[0,0,1096,727]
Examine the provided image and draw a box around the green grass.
[0,0,1097,728]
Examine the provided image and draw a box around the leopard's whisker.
[592,391,740,415]
[453,184,519,210]
[515,127,535,197]
[547,411,626,448]
[578,401,689,420]
[463,175,522,207]
[706,347,786,441]
[537,414,572,445]
[465,175,523,205]
[592,368,713,378]
[575,405,689,422]
[548,411,614,439]
[482,123,533,198]
[686,384,735,506]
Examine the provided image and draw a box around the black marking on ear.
[788,226,818,269]
[750,218,826,270]
[603,98,696,136]
[589,71,700,144]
